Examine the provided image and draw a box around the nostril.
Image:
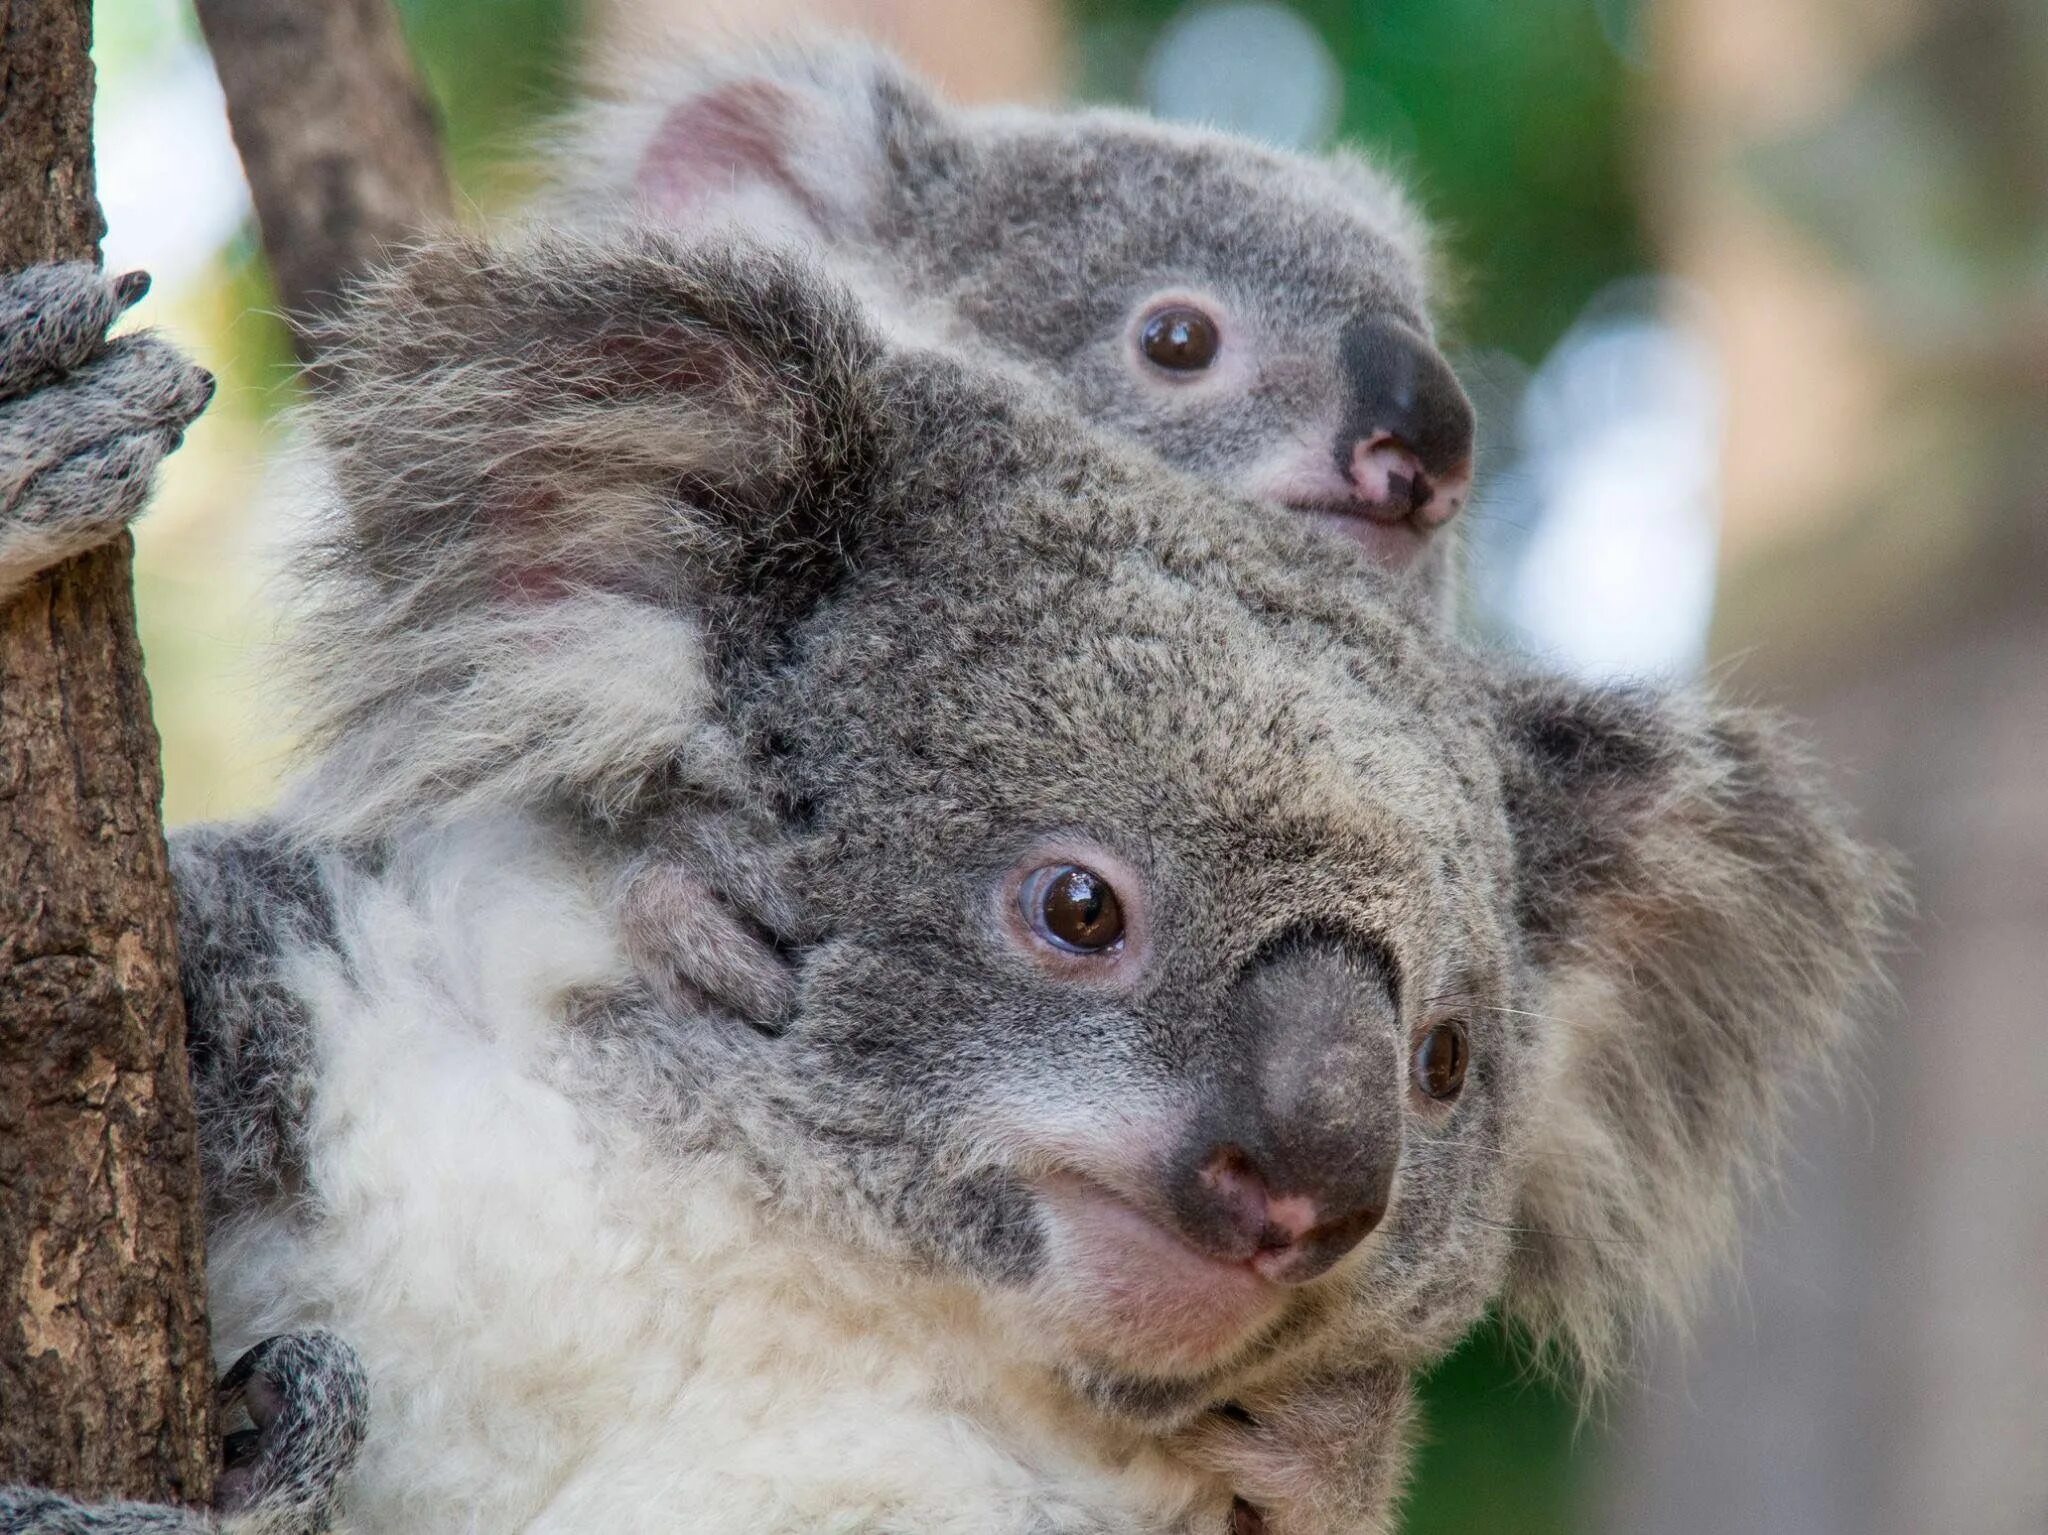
[1196,1143,1272,1247]
[1348,434,1436,522]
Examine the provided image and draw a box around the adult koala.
[1,226,1888,1534]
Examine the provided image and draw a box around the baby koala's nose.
[1334,315,1476,530]
[1191,1142,1391,1286]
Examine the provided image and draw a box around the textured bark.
[193,0,455,370]
[0,0,216,1509]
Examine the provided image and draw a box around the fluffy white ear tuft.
[546,38,934,247]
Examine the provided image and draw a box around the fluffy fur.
[120,229,1877,1534]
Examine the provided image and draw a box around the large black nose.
[1334,315,1476,527]
[1167,932,1403,1285]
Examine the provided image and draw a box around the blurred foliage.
[1714,0,2048,671]
[1747,0,2048,340]
[1406,1325,1587,1534]
[394,0,584,202]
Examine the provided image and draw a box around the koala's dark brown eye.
[1138,305,1220,372]
[1412,1020,1469,1102]
[1025,864,1126,953]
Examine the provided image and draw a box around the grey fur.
[0,222,1889,1532]
[538,38,1482,1048]
[171,822,344,1219]
[249,227,1880,1531]
[544,40,1472,572]
[0,1333,366,1535]
[0,263,213,597]
[0,222,1885,1532]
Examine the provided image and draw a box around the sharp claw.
[113,270,152,309]
[221,1428,263,1471]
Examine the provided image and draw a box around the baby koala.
[544,36,1477,570]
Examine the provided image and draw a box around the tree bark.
[193,0,455,371]
[0,0,216,1509]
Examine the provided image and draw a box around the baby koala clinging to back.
[544,36,1476,574]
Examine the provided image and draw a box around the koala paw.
[214,1331,368,1532]
[619,805,811,1028]
[0,1334,363,1535]
[0,263,215,599]
[1169,1366,1410,1535]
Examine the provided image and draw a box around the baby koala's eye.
[1411,1019,1469,1102]
[1138,303,1221,373]
[1022,863,1127,954]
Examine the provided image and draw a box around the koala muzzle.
[1333,315,1476,530]
[1168,933,1403,1286]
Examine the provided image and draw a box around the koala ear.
[549,38,945,247]
[1484,672,1894,1379]
[284,227,892,839]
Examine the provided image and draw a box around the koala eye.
[1021,864,1126,954]
[1411,1020,1469,1102]
[1138,304,1221,373]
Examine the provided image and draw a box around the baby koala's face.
[573,43,1475,574]
[872,110,1477,573]
[735,488,1527,1417]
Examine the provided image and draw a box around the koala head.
[544,38,1475,575]
[297,228,1887,1425]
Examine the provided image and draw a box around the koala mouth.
[1284,498,1433,568]
[1030,1173,1288,1375]
[1265,444,1471,571]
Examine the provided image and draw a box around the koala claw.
[0,263,214,599]
[1168,1368,1408,1535]
[620,807,811,1029]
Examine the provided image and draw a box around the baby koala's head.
[298,229,1889,1442]
[544,37,1475,575]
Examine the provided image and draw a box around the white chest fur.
[203,815,1220,1535]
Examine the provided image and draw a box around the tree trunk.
[0,0,215,1509]
[193,0,454,371]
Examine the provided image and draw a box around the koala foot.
[0,1330,364,1535]
[619,803,812,1028]
[0,263,214,600]
[214,1331,368,1531]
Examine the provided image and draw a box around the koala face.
[709,455,1531,1406]
[877,117,1475,573]
[549,41,1475,574]
[302,228,1886,1425]
[741,513,1526,1400]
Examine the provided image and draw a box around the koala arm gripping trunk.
[0,1334,367,1535]
[0,264,213,597]
[1486,674,1896,1378]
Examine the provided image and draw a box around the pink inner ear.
[637,79,826,229]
